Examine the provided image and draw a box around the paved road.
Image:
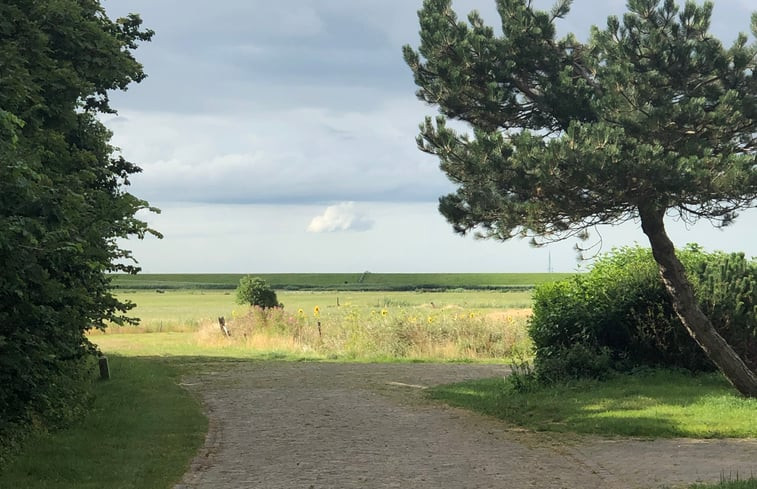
[174,362,757,489]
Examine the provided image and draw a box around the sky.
[102,0,757,273]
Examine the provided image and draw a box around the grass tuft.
[690,476,757,489]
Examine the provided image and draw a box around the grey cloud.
[104,0,754,207]
[105,103,453,206]
[105,1,416,115]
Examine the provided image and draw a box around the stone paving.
[174,362,757,489]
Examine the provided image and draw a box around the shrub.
[235,276,280,309]
[528,245,757,382]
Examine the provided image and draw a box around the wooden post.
[218,317,231,337]
[98,356,110,380]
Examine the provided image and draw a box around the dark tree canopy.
[0,0,156,446]
[405,0,757,242]
[404,0,757,396]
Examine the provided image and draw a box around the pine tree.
[404,0,757,396]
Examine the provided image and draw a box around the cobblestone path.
[174,362,757,489]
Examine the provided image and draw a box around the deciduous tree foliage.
[404,0,757,396]
[0,0,156,443]
[236,276,281,309]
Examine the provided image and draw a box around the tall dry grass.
[196,305,532,361]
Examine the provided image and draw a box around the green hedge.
[528,245,756,383]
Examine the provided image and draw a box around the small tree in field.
[235,276,280,309]
[404,0,757,396]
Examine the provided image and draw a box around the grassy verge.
[89,332,513,364]
[0,356,207,489]
[692,480,757,489]
[429,369,757,438]
[91,332,326,361]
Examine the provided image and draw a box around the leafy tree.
[0,0,156,447]
[236,276,281,309]
[404,0,757,396]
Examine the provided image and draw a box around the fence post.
[98,356,110,380]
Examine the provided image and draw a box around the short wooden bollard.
[98,356,110,380]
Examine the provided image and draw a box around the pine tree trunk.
[638,204,757,398]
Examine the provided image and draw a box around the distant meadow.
[94,274,553,361]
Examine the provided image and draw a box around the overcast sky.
[102,0,757,273]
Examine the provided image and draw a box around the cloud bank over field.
[103,0,757,272]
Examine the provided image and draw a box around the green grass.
[429,369,757,438]
[109,272,572,291]
[107,289,533,332]
[114,289,237,331]
[0,356,207,489]
[692,479,757,489]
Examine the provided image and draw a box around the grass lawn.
[0,356,207,489]
[429,369,757,438]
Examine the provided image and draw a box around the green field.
[108,289,534,332]
[109,272,573,291]
[93,289,535,362]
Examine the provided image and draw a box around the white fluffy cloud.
[307,202,374,233]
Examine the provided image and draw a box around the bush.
[528,245,757,382]
[235,276,280,309]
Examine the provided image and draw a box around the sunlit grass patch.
[429,369,757,438]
